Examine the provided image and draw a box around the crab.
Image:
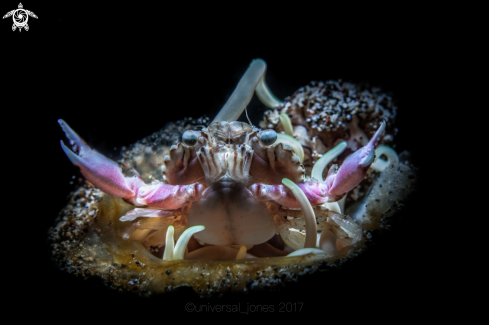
[58,59,386,261]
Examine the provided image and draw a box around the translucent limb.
[282,178,317,248]
[212,59,280,123]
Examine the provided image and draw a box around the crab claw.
[59,119,143,202]
[327,121,386,196]
[136,183,204,209]
[250,122,386,208]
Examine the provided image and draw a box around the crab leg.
[59,119,204,209]
[251,122,386,208]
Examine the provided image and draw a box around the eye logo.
[3,3,37,32]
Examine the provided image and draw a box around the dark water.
[5,2,433,316]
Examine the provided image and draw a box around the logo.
[3,3,37,32]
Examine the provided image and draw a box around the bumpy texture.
[261,80,397,167]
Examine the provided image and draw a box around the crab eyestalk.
[212,59,280,123]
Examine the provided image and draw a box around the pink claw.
[251,122,386,208]
[327,120,385,196]
[59,119,141,202]
[59,119,203,210]
[250,182,330,208]
[136,183,204,209]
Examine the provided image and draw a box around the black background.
[3,1,433,318]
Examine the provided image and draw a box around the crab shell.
[49,113,417,296]
[163,120,305,247]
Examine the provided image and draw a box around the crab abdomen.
[187,187,275,246]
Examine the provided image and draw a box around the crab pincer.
[59,119,143,202]
[59,120,203,209]
[326,120,386,197]
[251,121,386,207]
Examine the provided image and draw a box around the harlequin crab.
[51,59,416,295]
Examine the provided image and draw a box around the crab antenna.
[212,59,281,123]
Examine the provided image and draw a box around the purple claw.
[136,183,204,209]
[59,119,203,211]
[59,119,139,201]
[250,122,386,208]
[328,121,385,196]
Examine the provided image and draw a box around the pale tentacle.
[162,225,206,261]
[173,226,205,260]
[212,59,280,123]
[282,178,317,248]
[162,225,175,261]
[255,73,281,108]
[311,141,347,182]
[279,113,294,136]
[370,145,399,171]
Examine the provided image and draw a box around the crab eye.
[182,130,199,146]
[258,129,277,146]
